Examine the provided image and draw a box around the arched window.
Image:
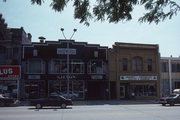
[147,59,153,72]
[132,56,143,72]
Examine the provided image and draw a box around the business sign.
[57,48,76,55]
[0,66,21,80]
[120,76,157,81]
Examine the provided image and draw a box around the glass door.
[120,86,125,98]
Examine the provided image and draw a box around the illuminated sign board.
[0,66,21,80]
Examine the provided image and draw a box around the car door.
[48,96,58,106]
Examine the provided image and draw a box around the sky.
[0,0,180,57]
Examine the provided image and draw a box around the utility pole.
[60,28,77,98]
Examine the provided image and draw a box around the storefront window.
[131,84,156,97]
[88,60,104,74]
[25,80,46,99]
[48,80,84,99]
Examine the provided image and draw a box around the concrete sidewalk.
[73,100,158,105]
[18,99,158,106]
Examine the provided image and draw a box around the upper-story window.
[88,60,104,74]
[33,49,38,56]
[0,46,6,64]
[161,62,168,72]
[49,60,67,73]
[49,59,84,74]
[71,60,84,73]
[147,59,153,72]
[132,56,143,72]
[122,58,128,71]
[28,59,45,73]
[172,62,180,72]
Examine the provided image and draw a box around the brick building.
[109,42,160,100]
[22,40,109,100]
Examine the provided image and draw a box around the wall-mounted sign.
[120,76,157,80]
[57,75,76,80]
[91,75,103,79]
[57,48,76,55]
[28,75,40,79]
[0,66,21,80]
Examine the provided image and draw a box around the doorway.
[120,86,125,98]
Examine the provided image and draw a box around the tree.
[4,0,180,26]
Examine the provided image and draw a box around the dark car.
[159,94,180,106]
[30,95,73,109]
[0,94,16,107]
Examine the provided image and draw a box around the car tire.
[162,103,166,106]
[169,102,174,106]
[61,103,66,109]
[36,104,42,109]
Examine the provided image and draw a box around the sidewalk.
[18,99,158,106]
[73,100,158,106]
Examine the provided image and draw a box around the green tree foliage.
[4,0,180,25]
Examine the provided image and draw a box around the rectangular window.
[147,59,153,72]
[161,62,168,72]
[94,51,98,58]
[88,60,104,74]
[33,49,38,56]
[49,59,84,74]
[172,63,180,72]
[71,60,84,73]
[50,60,67,73]
[122,58,128,71]
[28,59,44,73]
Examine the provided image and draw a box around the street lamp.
[60,28,77,98]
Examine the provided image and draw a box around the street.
[0,104,180,120]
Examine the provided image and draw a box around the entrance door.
[120,86,125,98]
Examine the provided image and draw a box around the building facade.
[22,40,109,100]
[0,14,31,99]
[109,42,160,100]
[160,57,180,96]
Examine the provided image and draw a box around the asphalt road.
[0,104,180,120]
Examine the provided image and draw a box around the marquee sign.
[0,66,21,80]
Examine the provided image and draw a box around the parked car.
[159,89,180,106]
[0,94,16,107]
[30,95,73,109]
[51,91,79,99]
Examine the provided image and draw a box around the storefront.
[24,73,108,100]
[119,76,158,99]
[0,66,21,98]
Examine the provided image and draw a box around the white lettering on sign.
[120,76,157,80]
[0,68,13,75]
[57,48,76,55]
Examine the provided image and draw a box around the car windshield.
[168,94,179,98]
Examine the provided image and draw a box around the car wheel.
[169,102,174,106]
[162,103,166,106]
[61,103,66,109]
[36,104,42,109]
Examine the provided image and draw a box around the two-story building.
[22,40,109,100]
[0,14,31,99]
[160,57,180,96]
[109,42,160,100]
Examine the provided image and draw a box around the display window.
[130,83,156,97]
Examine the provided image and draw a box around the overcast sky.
[0,0,180,57]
